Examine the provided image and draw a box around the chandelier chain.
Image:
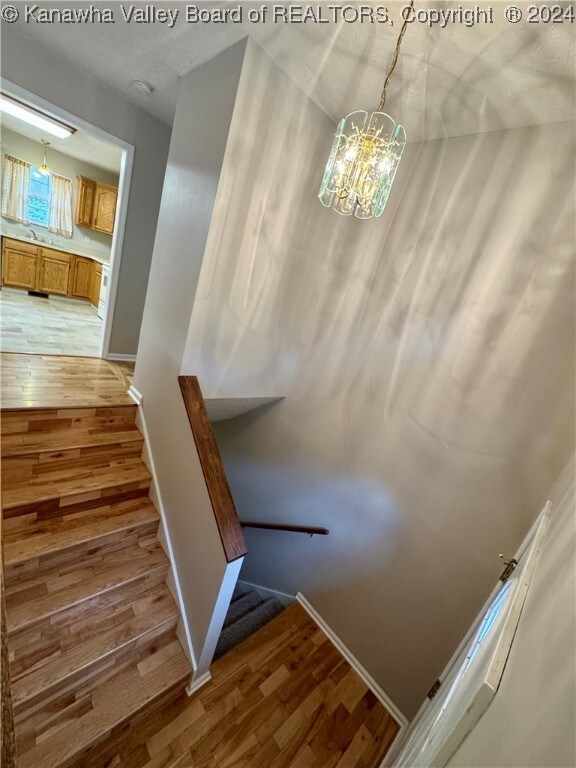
[378,0,414,112]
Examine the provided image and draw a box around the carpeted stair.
[214,585,284,660]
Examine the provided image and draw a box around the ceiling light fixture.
[318,0,414,219]
[37,140,51,176]
[0,93,75,139]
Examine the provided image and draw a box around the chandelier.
[38,140,51,176]
[318,1,413,219]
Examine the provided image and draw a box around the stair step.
[1,397,192,768]
[2,448,147,489]
[2,432,144,487]
[214,597,284,660]
[1,405,138,436]
[2,427,144,458]
[3,497,159,572]
[2,458,151,514]
[15,635,191,768]
[231,583,251,603]
[11,583,179,716]
[6,538,169,636]
[224,589,264,628]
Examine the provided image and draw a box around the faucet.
[28,229,38,241]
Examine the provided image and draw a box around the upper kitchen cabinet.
[75,176,118,235]
[93,184,117,234]
[75,176,97,228]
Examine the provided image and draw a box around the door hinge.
[427,679,441,699]
[499,555,518,582]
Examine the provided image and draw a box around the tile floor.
[0,288,102,357]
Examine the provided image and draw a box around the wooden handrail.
[178,376,247,563]
[240,521,329,536]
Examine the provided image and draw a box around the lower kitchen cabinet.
[91,263,103,307]
[2,240,38,291]
[1,237,106,307]
[36,249,71,296]
[69,256,95,300]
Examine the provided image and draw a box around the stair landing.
[0,353,135,409]
[78,603,402,768]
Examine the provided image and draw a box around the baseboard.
[237,579,296,608]
[127,385,143,405]
[296,593,408,732]
[186,671,212,697]
[106,353,137,362]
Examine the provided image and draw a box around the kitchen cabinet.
[92,185,117,235]
[1,238,107,308]
[69,256,95,300]
[76,176,117,235]
[91,263,102,308]
[36,249,71,296]
[1,240,38,291]
[75,176,97,228]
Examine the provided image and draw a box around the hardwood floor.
[1,355,401,766]
[1,401,191,768]
[79,603,401,768]
[0,288,102,357]
[0,353,134,408]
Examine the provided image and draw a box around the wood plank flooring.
[0,353,134,408]
[2,399,192,767]
[1,354,401,766]
[0,288,102,357]
[80,603,401,768]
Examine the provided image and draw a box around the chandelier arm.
[377,0,414,112]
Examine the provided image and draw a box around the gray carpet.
[214,585,284,661]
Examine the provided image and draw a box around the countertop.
[1,230,111,266]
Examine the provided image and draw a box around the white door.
[389,502,551,768]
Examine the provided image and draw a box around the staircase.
[214,584,284,660]
[1,404,191,768]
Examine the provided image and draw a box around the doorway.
[388,502,551,767]
[0,82,133,359]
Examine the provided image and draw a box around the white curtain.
[1,154,31,224]
[48,174,73,237]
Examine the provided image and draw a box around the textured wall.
[184,39,575,720]
[1,27,171,356]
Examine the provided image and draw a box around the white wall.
[132,40,248,678]
[182,37,575,718]
[1,127,118,259]
[1,28,171,355]
[446,459,575,768]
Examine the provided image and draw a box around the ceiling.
[0,111,123,174]
[6,1,575,143]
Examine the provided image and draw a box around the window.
[28,166,52,228]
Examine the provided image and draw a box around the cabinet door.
[75,176,97,228]
[69,256,94,300]
[92,186,117,235]
[37,249,71,296]
[91,263,102,307]
[2,241,38,290]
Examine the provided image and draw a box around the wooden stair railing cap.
[178,376,247,563]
